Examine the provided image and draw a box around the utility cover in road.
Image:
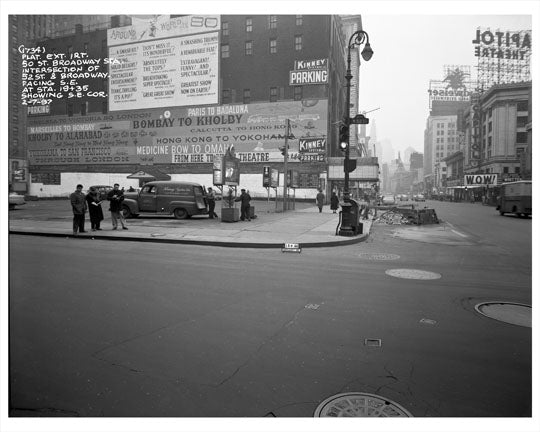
[314,392,413,417]
[385,269,442,280]
[475,302,532,327]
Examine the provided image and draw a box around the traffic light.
[279,145,289,156]
[339,125,349,152]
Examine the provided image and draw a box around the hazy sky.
[359,13,533,158]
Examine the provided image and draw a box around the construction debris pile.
[374,207,439,225]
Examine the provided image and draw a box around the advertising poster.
[107,15,220,111]
[26,99,328,166]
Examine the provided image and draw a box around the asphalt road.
[7,200,532,421]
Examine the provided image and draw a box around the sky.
[359,13,534,161]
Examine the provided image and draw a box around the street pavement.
[8,199,373,248]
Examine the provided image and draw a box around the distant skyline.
[359,13,533,158]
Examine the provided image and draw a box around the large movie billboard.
[107,15,220,111]
[26,99,328,166]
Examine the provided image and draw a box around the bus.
[497,181,532,218]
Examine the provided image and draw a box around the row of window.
[64,85,305,116]
[436,129,457,136]
[436,122,456,129]
[222,15,303,35]
[222,86,303,104]
[221,35,303,57]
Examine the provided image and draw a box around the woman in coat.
[86,186,104,231]
[330,191,339,213]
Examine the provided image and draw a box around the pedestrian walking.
[70,184,87,235]
[206,187,219,219]
[235,188,252,221]
[107,183,128,230]
[316,189,325,213]
[86,186,104,231]
[330,191,339,213]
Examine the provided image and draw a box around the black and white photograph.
[2,1,538,431]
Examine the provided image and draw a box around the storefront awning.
[127,167,171,181]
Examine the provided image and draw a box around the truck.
[121,181,208,220]
[496,181,531,218]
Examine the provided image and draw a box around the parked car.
[88,185,113,201]
[122,181,208,219]
[9,192,26,210]
[381,195,396,205]
[413,193,426,202]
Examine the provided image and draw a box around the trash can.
[340,199,363,235]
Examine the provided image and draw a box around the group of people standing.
[70,183,128,235]
[206,187,252,221]
[316,189,340,214]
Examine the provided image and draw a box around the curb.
[9,229,370,249]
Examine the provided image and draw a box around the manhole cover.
[385,269,441,280]
[475,302,531,327]
[314,392,413,417]
[358,253,400,260]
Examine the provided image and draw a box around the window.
[221,44,230,58]
[81,102,87,116]
[245,17,253,32]
[83,42,89,52]
[295,35,302,51]
[243,89,251,104]
[270,38,277,54]
[245,41,253,56]
[268,15,277,29]
[293,86,302,101]
[517,101,528,111]
[270,87,278,102]
[222,21,229,36]
[488,122,492,132]
[67,103,73,117]
[516,132,527,143]
[222,89,231,104]
[515,167,521,174]
[102,101,108,114]
[517,116,528,128]
[296,15,303,26]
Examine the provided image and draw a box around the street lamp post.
[339,29,373,236]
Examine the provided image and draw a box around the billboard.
[107,15,220,110]
[26,99,328,166]
[473,28,532,90]
[428,65,475,108]
[464,174,498,186]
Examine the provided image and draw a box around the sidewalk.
[9,203,372,249]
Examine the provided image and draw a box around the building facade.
[14,14,371,199]
[423,115,457,195]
